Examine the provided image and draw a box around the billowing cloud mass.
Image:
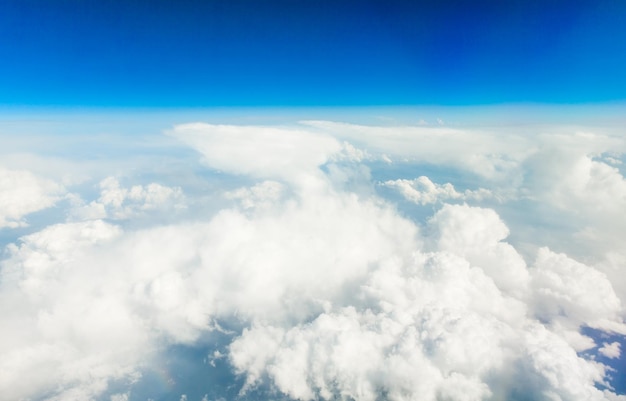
[1,117,625,401]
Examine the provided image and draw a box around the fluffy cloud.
[229,204,622,401]
[224,180,285,210]
[71,176,186,221]
[0,169,420,399]
[0,216,216,399]
[0,220,139,400]
[599,342,621,359]
[530,247,625,333]
[382,176,495,205]
[427,204,530,299]
[1,119,625,401]
[0,167,64,228]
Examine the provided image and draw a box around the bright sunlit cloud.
[0,111,625,401]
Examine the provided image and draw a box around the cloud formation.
[0,167,64,228]
[382,176,495,205]
[70,177,186,221]
[599,342,621,359]
[230,203,624,401]
[169,123,341,188]
[1,118,625,400]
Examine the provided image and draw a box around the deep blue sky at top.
[1,0,625,107]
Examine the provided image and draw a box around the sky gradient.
[2,0,626,107]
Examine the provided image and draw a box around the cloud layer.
[1,118,625,400]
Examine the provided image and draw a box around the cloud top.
[169,123,341,187]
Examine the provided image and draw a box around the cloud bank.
[1,117,625,400]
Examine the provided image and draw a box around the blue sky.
[1,0,626,107]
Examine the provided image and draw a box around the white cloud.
[0,176,421,399]
[71,176,186,221]
[303,121,626,311]
[428,204,530,298]
[224,180,285,210]
[0,220,139,401]
[382,176,495,205]
[110,393,130,401]
[540,155,626,217]
[599,342,621,359]
[300,120,531,181]
[331,141,372,163]
[229,202,622,401]
[0,167,64,228]
[521,322,611,401]
[515,133,626,253]
[530,247,625,332]
[1,117,626,401]
[168,123,341,189]
[383,176,461,204]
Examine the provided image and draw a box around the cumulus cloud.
[531,153,626,219]
[514,133,626,256]
[224,180,285,210]
[530,247,625,333]
[0,220,138,400]
[427,204,530,299]
[0,167,64,228]
[382,176,495,205]
[70,176,186,221]
[599,342,622,359]
[229,202,621,401]
[1,119,625,401]
[0,171,420,399]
